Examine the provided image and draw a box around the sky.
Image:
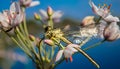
[0,0,120,20]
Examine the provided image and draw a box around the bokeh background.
[0,0,120,69]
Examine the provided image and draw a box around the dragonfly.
[61,16,102,45]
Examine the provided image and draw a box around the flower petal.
[64,49,73,58]
[63,44,79,58]
[0,12,9,27]
[52,11,63,23]
[97,20,107,39]
[39,9,48,19]
[89,0,99,15]
[29,1,40,7]
[89,0,110,18]
[13,12,23,26]
[55,50,63,62]
[20,0,32,6]
[9,2,23,26]
[104,15,120,22]
[10,2,21,17]
[52,11,63,19]
[67,44,80,52]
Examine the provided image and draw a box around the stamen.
[69,56,73,62]
[104,4,107,7]
[108,4,112,9]
[16,12,19,14]
[102,4,107,8]
[98,4,101,8]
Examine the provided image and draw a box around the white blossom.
[40,6,63,23]
[0,2,23,31]
[89,0,120,23]
[19,0,40,7]
[55,44,79,62]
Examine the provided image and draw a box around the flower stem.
[48,16,53,29]
[22,7,29,37]
[38,39,44,69]
[52,38,64,49]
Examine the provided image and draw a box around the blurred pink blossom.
[40,6,63,23]
[0,2,23,31]
[0,50,28,63]
[89,0,119,22]
[55,44,79,62]
[19,0,40,7]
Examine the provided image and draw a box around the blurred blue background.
[0,0,120,19]
[0,0,120,69]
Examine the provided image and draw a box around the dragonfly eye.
[45,26,52,32]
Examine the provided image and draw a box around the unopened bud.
[44,39,54,46]
[29,34,36,41]
[47,6,53,16]
[108,4,112,9]
[103,22,120,41]
[34,13,41,20]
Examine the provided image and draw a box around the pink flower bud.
[47,6,53,16]
[29,34,36,41]
[44,39,54,46]
[103,22,120,41]
[34,13,41,20]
